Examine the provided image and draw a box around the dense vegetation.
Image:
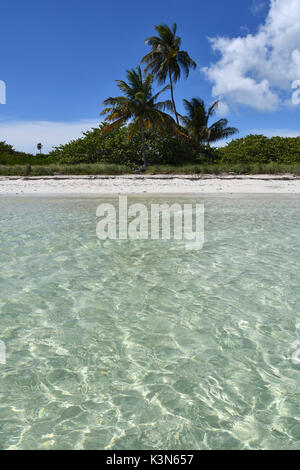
[1,132,300,175]
[218,135,300,164]
[38,131,300,168]
[50,125,217,166]
[0,141,54,165]
[100,67,176,169]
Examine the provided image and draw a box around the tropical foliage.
[180,98,238,146]
[50,125,203,166]
[100,67,176,169]
[0,141,15,155]
[50,130,300,167]
[141,23,196,124]
[0,141,51,165]
[2,132,300,176]
[219,134,300,164]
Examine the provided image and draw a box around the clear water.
[0,195,300,450]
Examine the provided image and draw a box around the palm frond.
[100,66,177,152]
[102,117,128,133]
[141,22,195,85]
[207,100,219,119]
[181,97,238,145]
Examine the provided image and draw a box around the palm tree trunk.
[169,70,179,125]
[140,121,147,169]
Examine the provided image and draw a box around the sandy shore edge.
[1,174,300,195]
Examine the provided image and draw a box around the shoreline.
[1,174,300,195]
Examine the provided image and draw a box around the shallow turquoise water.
[0,195,300,450]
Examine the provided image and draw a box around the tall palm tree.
[141,23,196,125]
[180,98,238,146]
[37,142,42,154]
[100,67,175,169]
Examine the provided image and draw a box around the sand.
[1,174,300,196]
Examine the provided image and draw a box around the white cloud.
[215,100,229,116]
[0,119,100,153]
[203,0,300,111]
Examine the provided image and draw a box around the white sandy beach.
[1,174,300,196]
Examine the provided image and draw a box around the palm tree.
[180,98,238,147]
[37,142,42,154]
[100,67,175,169]
[141,23,196,125]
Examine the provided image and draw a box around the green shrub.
[219,134,300,164]
[0,153,57,165]
[0,141,15,155]
[0,141,57,165]
[2,132,300,170]
[50,125,205,166]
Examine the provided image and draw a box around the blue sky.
[0,0,299,152]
